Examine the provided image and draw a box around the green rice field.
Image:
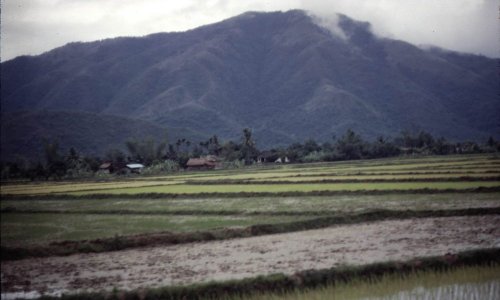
[1,154,499,248]
[233,264,500,300]
[66,181,499,195]
[1,213,306,246]
[2,193,498,214]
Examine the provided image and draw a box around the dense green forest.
[1,128,499,181]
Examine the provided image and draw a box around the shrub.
[142,160,180,175]
[221,160,245,169]
[302,151,328,163]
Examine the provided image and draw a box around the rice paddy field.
[234,264,500,300]
[1,153,499,299]
[1,153,499,197]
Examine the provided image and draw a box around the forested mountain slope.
[1,10,498,160]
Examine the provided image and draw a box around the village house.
[186,156,220,171]
[274,157,290,163]
[126,163,145,174]
[98,162,144,174]
[257,151,278,164]
[98,162,112,174]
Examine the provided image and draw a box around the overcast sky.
[1,0,498,61]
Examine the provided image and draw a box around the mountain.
[0,111,204,162]
[1,10,498,160]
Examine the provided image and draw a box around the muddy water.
[1,215,499,297]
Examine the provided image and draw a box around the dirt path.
[2,215,499,298]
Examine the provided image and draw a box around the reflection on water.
[1,289,63,300]
[1,291,41,300]
[364,280,500,300]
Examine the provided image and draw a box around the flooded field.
[369,281,499,300]
[2,215,499,297]
[236,264,500,300]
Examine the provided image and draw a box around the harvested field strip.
[252,175,500,182]
[257,164,500,175]
[2,207,499,260]
[1,218,499,298]
[179,170,500,182]
[4,186,500,200]
[427,165,500,171]
[135,165,500,182]
[188,176,500,185]
[4,250,499,300]
[67,181,500,196]
[275,172,500,178]
[263,155,491,167]
[3,193,499,214]
[298,160,471,171]
[185,172,308,181]
[3,173,499,196]
[281,170,500,177]
[0,180,185,195]
[323,165,500,173]
[246,159,499,173]
[137,155,499,179]
[184,166,500,181]
[236,263,500,300]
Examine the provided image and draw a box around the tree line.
[1,129,499,180]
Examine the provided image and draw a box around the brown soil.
[1,215,499,298]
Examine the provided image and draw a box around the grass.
[233,264,500,300]
[2,193,499,214]
[0,213,308,247]
[67,181,500,195]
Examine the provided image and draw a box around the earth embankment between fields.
[1,215,499,298]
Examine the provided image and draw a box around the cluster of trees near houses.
[1,128,499,180]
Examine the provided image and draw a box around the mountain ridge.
[1,10,498,160]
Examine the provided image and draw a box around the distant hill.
[1,10,498,160]
[0,111,204,161]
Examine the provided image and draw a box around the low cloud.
[306,12,347,40]
[301,0,498,58]
[1,0,497,61]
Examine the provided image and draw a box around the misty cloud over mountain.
[2,0,497,60]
